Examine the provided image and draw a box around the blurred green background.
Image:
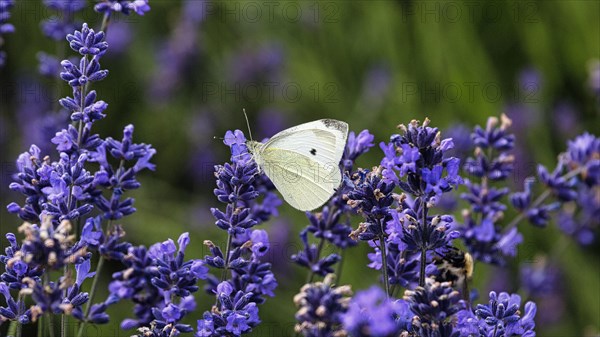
[1,0,599,336]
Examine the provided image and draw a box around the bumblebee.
[433,247,474,301]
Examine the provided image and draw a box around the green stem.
[46,313,55,337]
[38,313,44,337]
[419,248,426,287]
[220,233,234,282]
[378,219,390,298]
[100,12,111,33]
[60,314,66,337]
[305,207,338,283]
[61,264,68,337]
[76,255,105,337]
[8,321,17,337]
[419,198,427,287]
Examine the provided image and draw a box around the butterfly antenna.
[243,108,254,141]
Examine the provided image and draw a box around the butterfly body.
[247,119,349,211]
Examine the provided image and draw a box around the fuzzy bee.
[433,247,474,302]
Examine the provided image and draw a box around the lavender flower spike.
[0,0,15,67]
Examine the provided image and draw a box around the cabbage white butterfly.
[247,119,349,211]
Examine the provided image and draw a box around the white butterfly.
[247,119,349,211]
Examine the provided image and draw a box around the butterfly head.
[246,140,262,154]
[246,140,264,170]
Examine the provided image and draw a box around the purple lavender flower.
[343,130,375,173]
[94,0,150,16]
[227,43,284,84]
[196,281,260,336]
[457,291,537,337]
[552,102,580,138]
[291,231,341,277]
[148,233,207,297]
[17,217,88,270]
[465,115,515,180]
[294,274,352,337]
[257,108,287,140]
[460,115,525,265]
[461,211,523,265]
[211,129,279,237]
[346,169,395,241]
[351,119,463,290]
[109,244,161,329]
[110,234,205,332]
[249,230,269,257]
[510,132,599,244]
[200,131,279,335]
[1,282,34,324]
[132,296,196,336]
[404,277,461,335]
[342,286,411,336]
[293,129,373,280]
[62,259,95,320]
[0,218,96,323]
[304,207,354,249]
[394,199,460,254]
[7,25,120,228]
[41,0,86,42]
[0,0,15,67]
[148,0,203,101]
[520,257,562,298]
[88,124,156,220]
[367,242,421,289]
[1,234,44,290]
[104,21,132,55]
[443,124,473,160]
[380,118,462,195]
[518,67,542,99]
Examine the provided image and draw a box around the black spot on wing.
[310,148,317,156]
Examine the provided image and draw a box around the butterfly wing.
[258,119,348,211]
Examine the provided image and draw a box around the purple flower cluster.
[197,131,279,336]
[8,22,155,231]
[42,0,86,41]
[2,14,156,336]
[0,216,97,326]
[511,132,600,245]
[294,274,352,337]
[38,0,86,77]
[342,277,537,337]
[460,115,523,265]
[292,130,373,279]
[149,0,206,101]
[342,286,411,336]
[347,119,462,293]
[2,24,134,323]
[0,0,15,67]
[196,281,260,337]
[404,277,462,336]
[457,291,536,337]
[5,2,594,334]
[123,233,207,335]
[95,0,150,16]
